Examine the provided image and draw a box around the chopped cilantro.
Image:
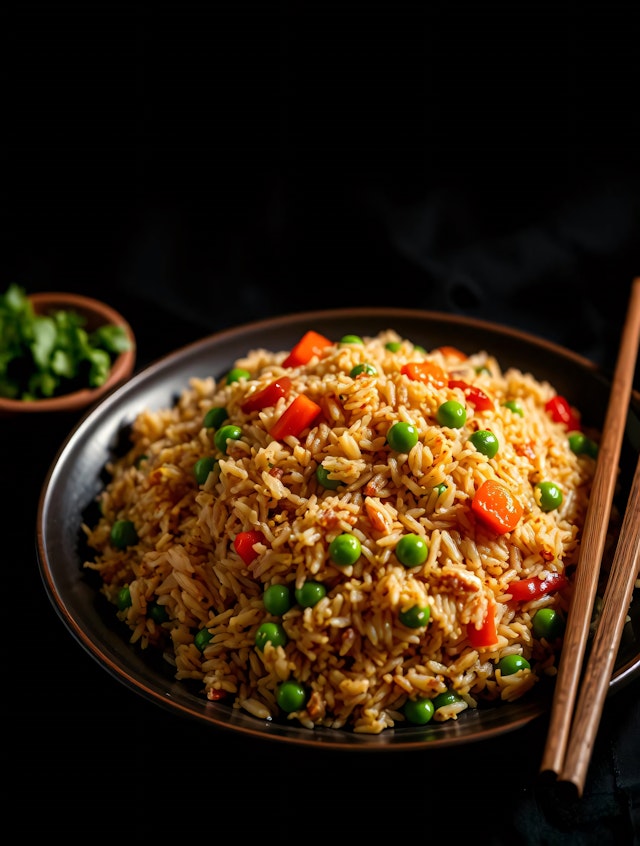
[0,284,132,400]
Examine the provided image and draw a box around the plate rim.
[36,307,639,749]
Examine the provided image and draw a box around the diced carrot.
[401,360,447,387]
[436,345,467,361]
[471,479,523,534]
[240,377,292,413]
[269,394,321,440]
[467,598,499,648]
[282,331,332,368]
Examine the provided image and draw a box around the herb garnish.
[0,284,132,400]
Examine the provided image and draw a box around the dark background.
[5,2,640,842]
[6,2,640,370]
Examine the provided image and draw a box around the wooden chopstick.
[559,451,640,793]
[540,276,640,792]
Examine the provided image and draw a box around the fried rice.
[82,328,602,734]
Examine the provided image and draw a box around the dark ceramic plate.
[36,308,640,749]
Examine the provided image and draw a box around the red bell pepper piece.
[282,331,332,368]
[447,379,493,411]
[269,394,321,440]
[545,395,581,431]
[401,360,447,387]
[507,572,568,601]
[471,479,523,535]
[207,689,228,701]
[467,598,498,648]
[240,376,292,413]
[233,530,266,565]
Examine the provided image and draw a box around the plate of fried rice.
[37,308,640,748]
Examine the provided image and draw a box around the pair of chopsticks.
[540,276,640,796]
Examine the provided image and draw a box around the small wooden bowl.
[0,292,136,416]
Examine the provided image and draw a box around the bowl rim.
[0,291,136,414]
[36,306,640,748]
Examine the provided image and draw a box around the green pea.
[214,424,243,454]
[475,365,491,376]
[432,690,463,710]
[403,697,435,725]
[349,362,377,378]
[535,481,563,512]
[387,421,419,452]
[433,482,447,498]
[226,368,251,384]
[194,628,213,652]
[396,533,429,568]
[497,654,531,675]
[263,584,293,616]
[295,580,327,608]
[329,533,362,566]
[436,400,467,428]
[584,439,599,459]
[255,621,288,651]
[277,680,308,713]
[502,399,524,417]
[568,430,598,458]
[340,334,364,345]
[316,464,342,489]
[193,456,219,485]
[385,341,403,352]
[469,429,499,458]
[203,406,228,430]
[413,344,426,354]
[532,607,565,641]
[110,519,138,549]
[149,601,169,623]
[398,604,431,628]
[116,585,132,611]
[568,431,586,454]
